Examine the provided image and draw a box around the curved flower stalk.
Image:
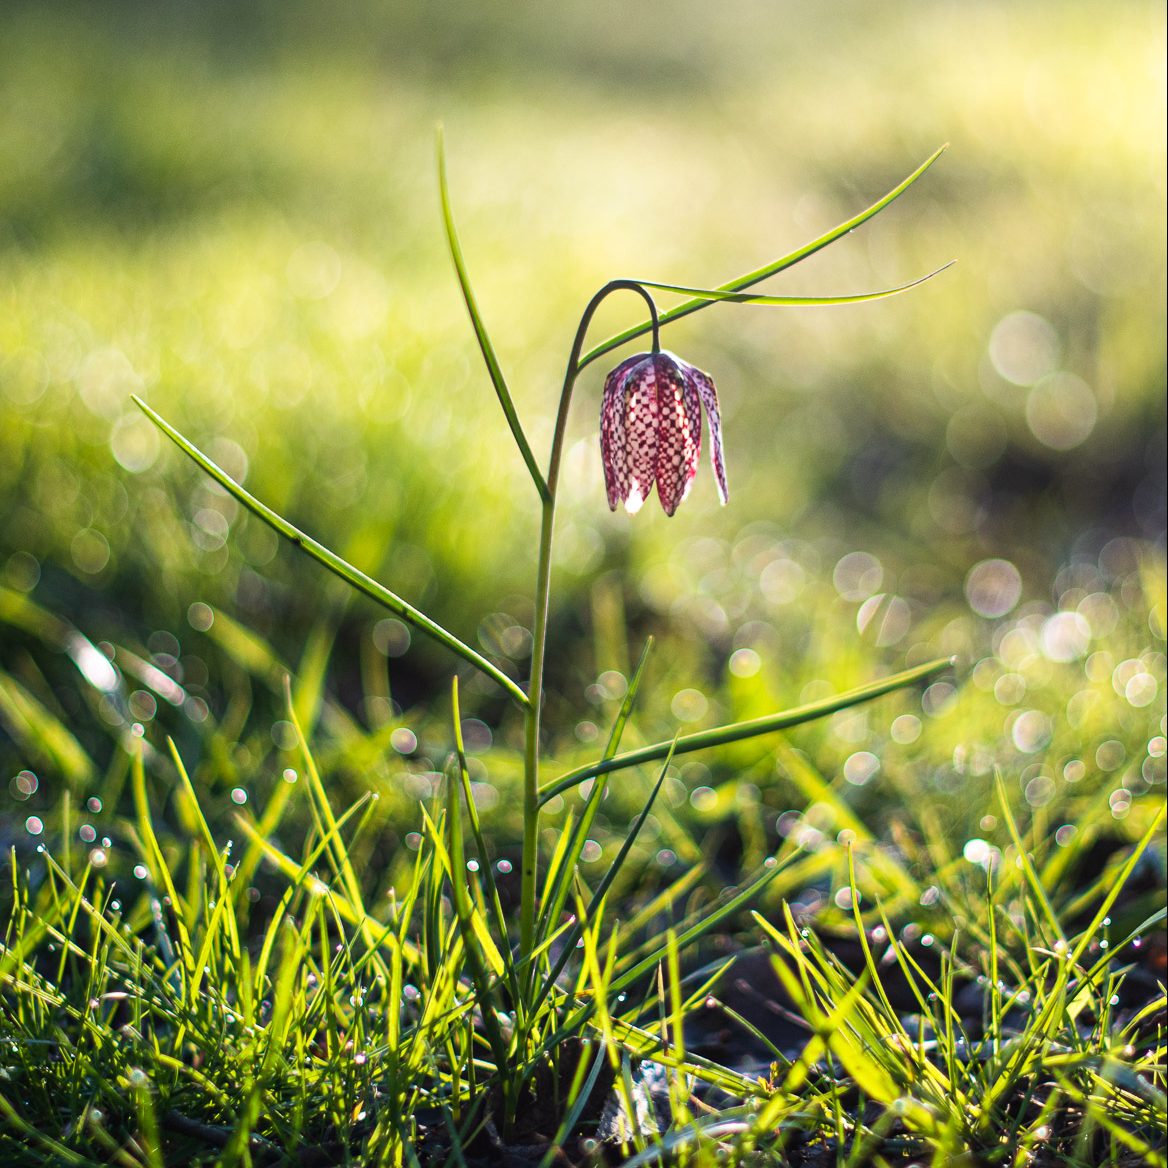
[600,351,728,516]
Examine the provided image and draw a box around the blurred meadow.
[0,2,1166,1162]
[3,0,1164,670]
[2,0,1166,905]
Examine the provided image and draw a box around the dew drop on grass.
[671,688,708,723]
[12,770,38,799]
[496,859,512,874]
[1096,740,1125,771]
[965,558,1022,617]
[922,681,957,718]
[890,714,921,744]
[843,751,879,787]
[80,825,96,843]
[283,768,298,784]
[25,817,43,835]
[230,788,247,805]
[690,786,717,812]
[729,648,760,678]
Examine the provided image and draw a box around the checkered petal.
[600,354,644,511]
[622,359,659,514]
[599,347,728,517]
[687,363,728,505]
[653,354,702,516]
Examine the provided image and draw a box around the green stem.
[519,280,660,958]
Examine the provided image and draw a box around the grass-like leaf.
[133,395,530,708]
[634,262,954,308]
[436,126,550,502]
[539,655,953,803]
[578,144,949,369]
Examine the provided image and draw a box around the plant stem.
[519,280,660,959]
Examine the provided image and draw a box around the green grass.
[0,2,1165,1162]
[1,550,1163,1164]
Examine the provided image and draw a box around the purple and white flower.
[600,351,728,516]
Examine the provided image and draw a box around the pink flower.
[600,351,728,516]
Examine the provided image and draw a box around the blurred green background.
[1,0,1164,738]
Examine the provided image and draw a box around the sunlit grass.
[2,528,1164,1163]
[0,2,1165,1162]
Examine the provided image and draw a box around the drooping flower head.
[600,351,728,516]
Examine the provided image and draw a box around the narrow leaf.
[635,263,954,308]
[133,395,529,707]
[540,656,953,804]
[436,126,550,501]
[579,144,949,370]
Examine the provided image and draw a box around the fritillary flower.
[600,351,728,516]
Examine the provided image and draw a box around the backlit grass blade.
[634,263,954,308]
[446,678,514,1092]
[608,859,789,996]
[579,144,949,369]
[530,737,678,1019]
[0,671,96,788]
[133,395,529,708]
[537,636,655,941]
[436,126,550,503]
[994,770,1065,946]
[540,656,953,804]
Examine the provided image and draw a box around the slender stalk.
[519,281,660,958]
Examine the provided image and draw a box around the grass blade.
[537,637,655,940]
